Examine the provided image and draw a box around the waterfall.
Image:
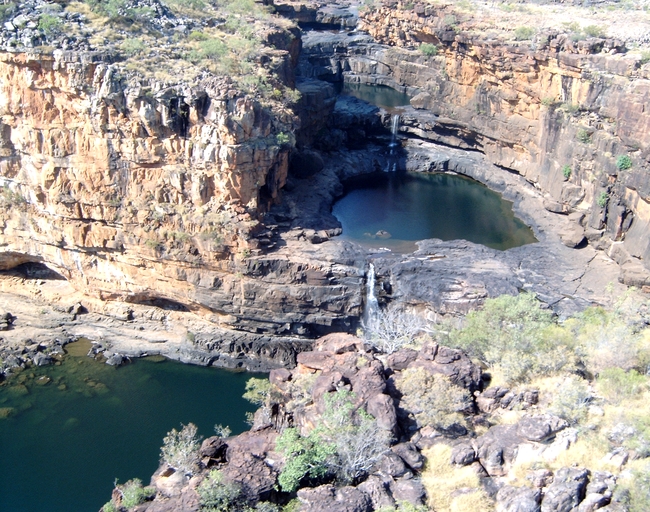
[386,114,400,172]
[390,114,400,144]
[363,263,380,328]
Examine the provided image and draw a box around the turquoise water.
[0,342,257,512]
[332,172,537,252]
[341,83,411,109]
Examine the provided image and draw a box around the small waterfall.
[386,114,400,172]
[363,263,380,328]
[391,114,400,142]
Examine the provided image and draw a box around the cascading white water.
[363,263,380,328]
[390,114,400,144]
[386,114,400,172]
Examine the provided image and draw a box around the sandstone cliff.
[345,0,650,280]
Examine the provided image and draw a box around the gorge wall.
[294,0,650,283]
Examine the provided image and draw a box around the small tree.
[363,306,427,354]
[197,469,245,511]
[160,422,202,476]
[396,367,471,429]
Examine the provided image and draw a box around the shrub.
[584,25,606,38]
[514,26,535,41]
[616,155,633,171]
[214,424,232,438]
[38,14,62,37]
[420,43,438,57]
[443,14,457,27]
[242,377,271,406]
[549,377,592,425]
[101,501,117,512]
[120,38,146,56]
[597,191,608,208]
[197,469,245,511]
[621,463,650,512]
[276,427,335,492]
[597,368,646,401]
[120,479,155,508]
[577,129,591,143]
[541,97,556,107]
[276,390,390,490]
[562,165,572,179]
[160,422,202,476]
[396,367,472,429]
[276,132,291,145]
[448,293,575,383]
[363,305,427,354]
[569,305,650,375]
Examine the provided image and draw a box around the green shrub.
[448,293,575,383]
[242,377,271,406]
[197,469,245,511]
[120,38,146,56]
[38,14,62,37]
[214,424,232,438]
[584,25,606,38]
[577,128,591,143]
[514,26,535,41]
[616,155,633,171]
[569,304,650,375]
[276,427,335,492]
[396,367,472,429]
[276,132,291,145]
[622,464,650,512]
[597,368,646,401]
[120,479,155,508]
[160,422,202,476]
[189,30,209,41]
[541,97,556,107]
[276,390,390,490]
[420,43,438,57]
[597,191,608,208]
[101,501,117,512]
[549,377,592,425]
[443,14,457,27]
[562,165,572,179]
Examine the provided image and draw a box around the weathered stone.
[451,442,476,466]
[391,442,424,471]
[297,485,372,512]
[516,415,569,442]
[496,485,542,512]
[541,467,590,512]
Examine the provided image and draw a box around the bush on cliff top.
[276,390,391,491]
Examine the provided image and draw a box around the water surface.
[332,172,536,252]
[0,342,256,512]
[341,83,411,110]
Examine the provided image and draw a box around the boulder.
[297,485,372,512]
[541,467,589,512]
[451,442,476,466]
[391,442,424,471]
[146,487,200,512]
[357,476,395,510]
[366,392,398,433]
[496,485,542,512]
[199,436,227,463]
[377,452,410,478]
[409,341,482,391]
[516,414,569,442]
[386,348,418,371]
[389,477,426,505]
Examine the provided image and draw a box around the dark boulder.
[541,467,590,512]
[496,485,542,512]
[297,485,372,512]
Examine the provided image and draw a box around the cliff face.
[350,2,650,279]
[0,49,362,335]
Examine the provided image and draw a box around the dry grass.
[421,444,495,512]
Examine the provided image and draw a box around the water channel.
[0,340,256,512]
[332,171,537,252]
